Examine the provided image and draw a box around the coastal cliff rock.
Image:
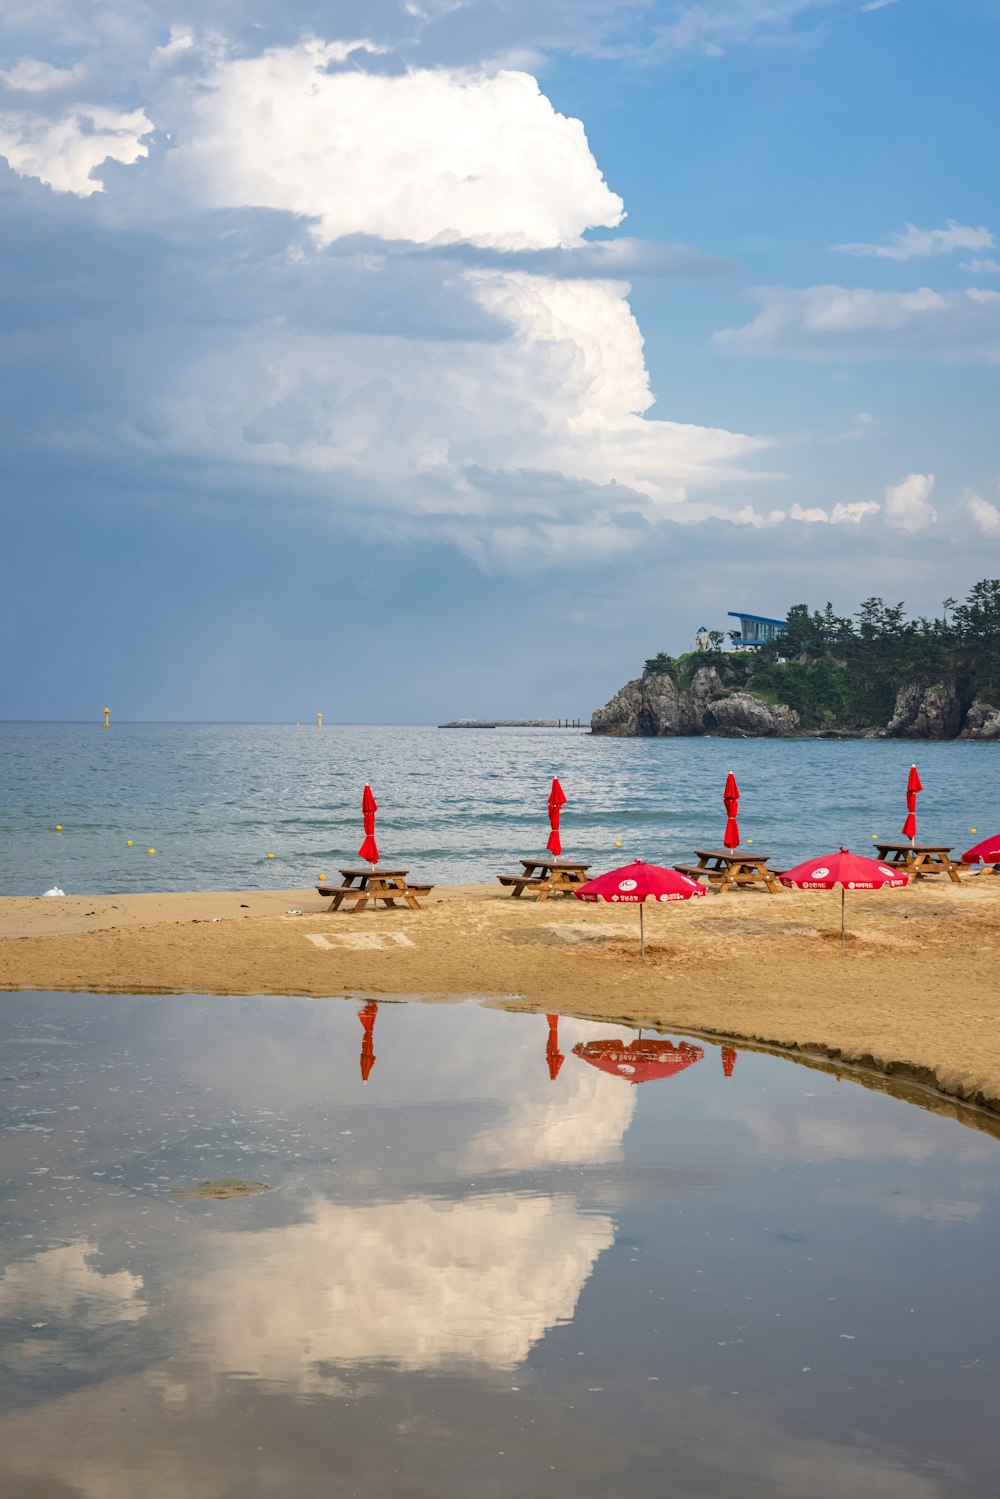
[886,682,962,740]
[959,699,1000,740]
[591,670,800,738]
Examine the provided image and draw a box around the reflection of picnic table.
[673,849,784,894]
[316,868,433,912]
[873,843,962,883]
[497,857,591,901]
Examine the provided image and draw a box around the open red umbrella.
[573,1036,704,1085]
[780,847,908,946]
[902,764,922,843]
[962,832,1000,865]
[547,777,567,858]
[574,859,705,959]
[358,1001,378,1083]
[358,783,378,866]
[545,1014,564,1081]
[723,771,740,850]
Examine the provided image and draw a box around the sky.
[1,0,998,721]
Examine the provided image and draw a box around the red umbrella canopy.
[547,777,567,858]
[963,832,1000,864]
[902,764,922,840]
[723,772,740,850]
[573,1037,705,1085]
[358,783,379,865]
[779,849,909,890]
[574,860,706,904]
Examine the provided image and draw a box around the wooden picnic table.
[497,856,591,901]
[673,849,785,895]
[316,868,433,912]
[873,843,963,883]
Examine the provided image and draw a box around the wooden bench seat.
[672,865,711,881]
[498,874,547,888]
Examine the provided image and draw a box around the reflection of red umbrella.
[359,1001,377,1082]
[545,1014,564,1081]
[962,832,1000,865]
[723,771,740,851]
[902,764,922,843]
[573,1037,704,1085]
[780,847,908,946]
[358,783,379,865]
[574,860,705,960]
[547,777,567,858]
[721,1045,737,1078]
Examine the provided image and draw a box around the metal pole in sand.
[640,901,645,962]
[841,886,846,949]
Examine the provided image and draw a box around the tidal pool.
[1,991,998,1498]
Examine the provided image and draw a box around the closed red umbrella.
[358,783,379,866]
[721,1045,737,1079]
[902,764,922,843]
[359,1001,378,1083]
[573,1037,704,1085]
[723,771,740,850]
[962,832,1000,865]
[780,847,908,946]
[574,859,705,960]
[547,777,567,859]
[545,1014,564,1081]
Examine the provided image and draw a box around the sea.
[0,721,995,896]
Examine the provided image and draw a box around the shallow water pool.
[1,992,998,1497]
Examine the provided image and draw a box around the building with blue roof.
[727,611,786,648]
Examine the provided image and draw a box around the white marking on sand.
[305,932,414,952]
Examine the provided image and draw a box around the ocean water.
[0,720,996,895]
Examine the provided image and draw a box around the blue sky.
[1,0,997,721]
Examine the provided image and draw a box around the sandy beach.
[2,877,999,1114]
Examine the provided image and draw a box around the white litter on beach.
[41,887,65,897]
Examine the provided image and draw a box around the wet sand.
[2,878,999,1112]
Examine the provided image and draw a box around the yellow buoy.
[55,825,62,832]
[613,840,622,847]
[147,848,155,855]
[267,853,275,859]
[747,839,753,845]
[972,828,977,834]
[126,840,133,846]
[103,707,110,729]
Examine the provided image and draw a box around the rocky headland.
[592,664,1000,740]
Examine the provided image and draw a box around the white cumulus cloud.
[0,103,153,194]
[883,472,936,532]
[165,40,623,250]
[967,491,1000,535]
[834,220,995,261]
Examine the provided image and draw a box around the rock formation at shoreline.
[592,667,1000,740]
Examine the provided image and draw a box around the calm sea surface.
[1,992,998,1497]
[0,721,996,895]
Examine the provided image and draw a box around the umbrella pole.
[841,886,845,949]
[639,902,645,962]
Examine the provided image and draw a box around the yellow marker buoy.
[747,839,753,845]
[126,840,133,846]
[613,840,622,847]
[267,853,275,859]
[55,825,62,832]
[103,707,110,729]
[147,848,155,855]
[972,828,977,834]
[317,712,323,728]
